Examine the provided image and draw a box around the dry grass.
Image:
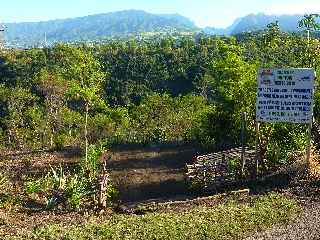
[309,149,320,180]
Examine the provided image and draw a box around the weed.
[25,179,44,194]
[31,193,299,240]
[0,173,8,192]
[23,144,118,211]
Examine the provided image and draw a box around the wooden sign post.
[241,112,247,176]
[306,120,313,165]
[255,121,260,178]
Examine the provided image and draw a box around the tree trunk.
[8,129,12,146]
[85,103,89,163]
[49,95,54,149]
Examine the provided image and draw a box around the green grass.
[24,193,299,240]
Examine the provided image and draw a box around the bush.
[53,134,67,150]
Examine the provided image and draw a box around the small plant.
[44,196,58,210]
[53,134,67,150]
[106,182,119,203]
[0,193,15,208]
[66,174,91,210]
[0,173,9,193]
[23,144,118,211]
[50,165,67,190]
[227,158,241,177]
[80,144,104,181]
[25,179,44,194]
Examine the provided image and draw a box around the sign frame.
[255,68,316,176]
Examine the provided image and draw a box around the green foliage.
[24,144,117,211]
[25,168,89,210]
[227,158,241,176]
[25,179,44,194]
[298,14,320,32]
[126,94,212,144]
[53,134,67,150]
[80,144,104,181]
[266,124,307,166]
[1,18,319,167]
[31,193,298,240]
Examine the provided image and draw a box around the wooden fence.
[186,147,255,190]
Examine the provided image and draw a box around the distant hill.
[3,10,198,47]
[203,13,319,36]
[231,13,304,34]
[3,11,320,48]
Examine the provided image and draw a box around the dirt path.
[245,199,320,240]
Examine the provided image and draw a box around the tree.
[36,69,67,148]
[0,86,39,149]
[298,14,320,42]
[53,44,106,162]
[298,14,320,67]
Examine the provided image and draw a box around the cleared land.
[0,145,318,239]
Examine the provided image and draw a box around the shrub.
[53,134,67,150]
[24,145,118,211]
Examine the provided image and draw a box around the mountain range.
[1,10,319,47]
[203,13,312,35]
[3,10,197,47]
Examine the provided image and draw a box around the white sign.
[256,68,315,123]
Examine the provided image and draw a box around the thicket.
[0,21,320,172]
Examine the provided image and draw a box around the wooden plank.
[186,147,257,189]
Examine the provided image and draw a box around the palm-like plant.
[298,14,320,42]
[298,14,320,67]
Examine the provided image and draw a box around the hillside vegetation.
[0,14,319,240]
[1,20,320,158]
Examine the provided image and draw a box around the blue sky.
[1,0,319,27]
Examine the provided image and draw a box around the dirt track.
[245,200,320,240]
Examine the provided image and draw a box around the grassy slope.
[25,193,298,240]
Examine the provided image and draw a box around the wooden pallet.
[186,147,255,189]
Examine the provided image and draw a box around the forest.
[1,16,320,238]
[1,21,319,156]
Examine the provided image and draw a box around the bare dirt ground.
[0,144,200,237]
[108,144,198,204]
[1,145,320,239]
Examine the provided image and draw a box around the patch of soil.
[108,144,199,204]
[0,147,81,183]
[0,209,86,237]
[1,145,320,239]
[0,144,202,237]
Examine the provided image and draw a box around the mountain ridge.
[203,13,320,35]
[3,10,198,47]
[2,11,320,48]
